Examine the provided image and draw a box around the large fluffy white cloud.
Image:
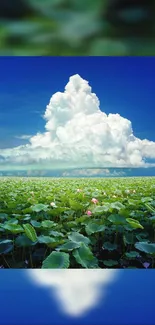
[0,74,155,170]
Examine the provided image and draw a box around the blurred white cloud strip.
[27,269,118,317]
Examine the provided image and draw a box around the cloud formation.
[62,168,126,177]
[15,135,32,140]
[27,269,118,317]
[0,74,155,170]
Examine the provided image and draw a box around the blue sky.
[0,57,155,171]
[0,270,154,325]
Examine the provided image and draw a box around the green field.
[0,177,155,269]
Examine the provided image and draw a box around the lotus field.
[0,177,155,269]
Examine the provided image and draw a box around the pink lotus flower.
[91,198,98,204]
[86,210,92,216]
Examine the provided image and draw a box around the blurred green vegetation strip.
[0,0,155,55]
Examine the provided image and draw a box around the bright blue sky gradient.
[0,270,154,325]
[0,57,155,174]
[0,56,155,149]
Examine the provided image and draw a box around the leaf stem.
[29,250,33,268]
[3,255,10,268]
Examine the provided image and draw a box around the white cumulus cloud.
[0,74,155,170]
[15,135,32,140]
[27,269,118,317]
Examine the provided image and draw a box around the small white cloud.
[0,74,155,170]
[15,135,32,140]
[27,269,118,317]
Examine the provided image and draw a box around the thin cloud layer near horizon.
[0,73,155,171]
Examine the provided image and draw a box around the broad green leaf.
[125,251,139,258]
[0,239,13,254]
[145,203,155,213]
[2,223,24,234]
[73,243,98,268]
[150,216,155,223]
[124,224,136,231]
[110,202,125,210]
[135,242,155,254]
[93,204,110,213]
[23,215,31,221]
[68,232,90,245]
[65,221,77,229]
[126,218,144,229]
[38,235,56,244]
[0,213,8,220]
[31,220,42,228]
[23,224,38,242]
[103,260,118,266]
[75,215,90,223]
[15,234,36,247]
[136,232,148,241]
[42,251,70,268]
[103,242,117,251]
[141,197,153,203]
[57,241,80,251]
[108,214,126,225]
[7,219,18,224]
[123,233,134,245]
[31,203,49,212]
[49,230,64,237]
[85,222,106,235]
[41,220,55,228]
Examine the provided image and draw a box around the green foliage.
[38,235,57,244]
[15,234,36,247]
[135,242,155,254]
[57,241,80,251]
[31,203,49,212]
[68,232,90,245]
[0,239,13,254]
[103,242,117,251]
[42,251,70,268]
[23,224,38,242]
[73,243,98,268]
[126,218,144,229]
[103,259,118,266]
[108,214,126,225]
[0,0,155,55]
[85,222,106,235]
[0,176,155,268]
[125,251,139,259]
[2,223,24,233]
